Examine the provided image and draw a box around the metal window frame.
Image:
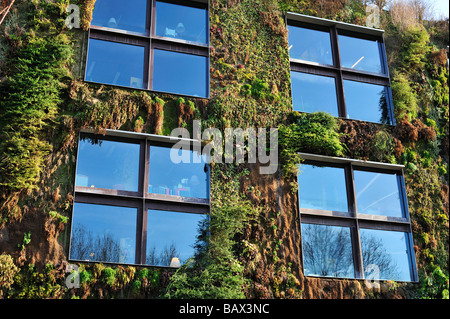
[297,153,418,282]
[84,0,210,99]
[68,128,210,268]
[286,12,395,126]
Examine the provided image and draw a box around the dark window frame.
[286,13,395,125]
[297,153,418,282]
[69,129,210,268]
[85,0,210,99]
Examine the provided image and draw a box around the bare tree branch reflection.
[302,224,401,280]
[146,242,179,266]
[361,232,400,280]
[302,224,354,277]
[70,223,131,263]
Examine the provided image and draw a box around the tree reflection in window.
[360,229,411,281]
[69,203,137,264]
[301,223,354,278]
[146,209,206,267]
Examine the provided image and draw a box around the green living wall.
[0,0,448,299]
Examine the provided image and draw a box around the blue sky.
[432,0,449,19]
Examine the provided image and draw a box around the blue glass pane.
[354,170,403,218]
[301,223,355,278]
[70,203,137,264]
[91,0,147,33]
[343,80,389,124]
[149,145,209,199]
[85,39,145,89]
[298,164,349,213]
[146,210,206,267]
[291,71,339,116]
[155,1,208,44]
[360,229,412,281]
[338,34,383,74]
[153,49,208,97]
[288,25,333,65]
[75,137,140,192]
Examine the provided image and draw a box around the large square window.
[86,0,209,97]
[297,155,417,282]
[287,14,394,125]
[290,72,339,116]
[85,39,145,89]
[70,131,210,267]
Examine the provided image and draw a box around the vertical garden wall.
[0,0,448,299]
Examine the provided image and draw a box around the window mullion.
[347,164,364,279]
[330,26,346,119]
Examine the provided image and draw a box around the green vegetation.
[0,0,447,299]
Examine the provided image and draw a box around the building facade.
[0,0,448,300]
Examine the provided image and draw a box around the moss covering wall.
[0,0,448,299]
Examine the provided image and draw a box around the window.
[70,130,210,267]
[297,153,418,282]
[287,13,394,125]
[85,0,209,98]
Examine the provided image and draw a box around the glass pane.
[149,145,209,199]
[85,39,145,89]
[91,0,147,33]
[291,71,339,116]
[338,34,383,74]
[70,203,137,264]
[146,210,206,267]
[343,80,389,124]
[288,25,333,65]
[298,164,348,213]
[155,1,208,44]
[360,229,412,281]
[75,137,140,192]
[301,223,355,278]
[152,49,208,97]
[354,170,403,218]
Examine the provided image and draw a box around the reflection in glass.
[291,72,339,116]
[146,210,206,267]
[343,80,389,124]
[75,137,140,192]
[301,223,355,278]
[155,1,208,44]
[360,229,412,281]
[70,203,137,264]
[288,25,333,65]
[153,49,208,97]
[338,34,383,74]
[298,164,348,212]
[149,145,209,199]
[85,39,145,89]
[91,0,147,33]
[354,170,403,218]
